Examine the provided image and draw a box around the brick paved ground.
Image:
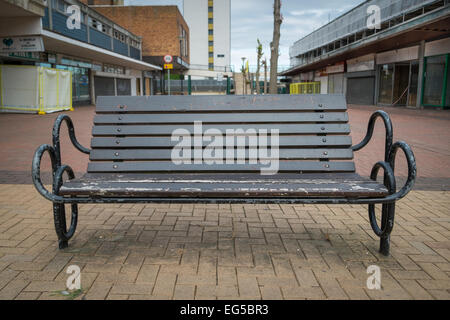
[0,104,449,300]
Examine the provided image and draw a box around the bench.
[32,95,416,256]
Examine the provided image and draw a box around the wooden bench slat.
[87,161,356,173]
[92,123,351,136]
[90,136,352,148]
[96,95,347,112]
[60,173,387,198]
[89,148,354,161]
[93,112,349,124]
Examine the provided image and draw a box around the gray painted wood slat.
[90,136,353,148]
[92,123,351,136]
[89,148,354,160]
[87,161,356,173]
[93,112,348,124]
[96,94,347,112]
[60,181,386,198]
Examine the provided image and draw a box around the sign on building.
[0,36,44,53]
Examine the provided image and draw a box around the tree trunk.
[256,59,261,95]
[264,60,268,94]
[269,0,281,94]
[255,69,260,95]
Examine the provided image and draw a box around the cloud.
[125,0,364,69]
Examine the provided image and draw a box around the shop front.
[376,46,419,107]
[346,54,376,105]
[326,62,345,94]
[53,56,92,105]
[422,53,449,109]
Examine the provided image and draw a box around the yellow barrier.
[0,65,72,114]
[290,82,321,95]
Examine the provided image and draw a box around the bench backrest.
[90,95,354,174]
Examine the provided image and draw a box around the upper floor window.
[89,17,111,35]
[113,30,127,44]
[179,25,188,58]
[130,39,141,49]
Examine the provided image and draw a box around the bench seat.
[59,173,388,198]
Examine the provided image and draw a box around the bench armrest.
[352,110,393,161]
[353,111,417,201]
[31,115,90,203]
[52,114,90,166]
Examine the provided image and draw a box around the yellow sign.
[164,64,173,70]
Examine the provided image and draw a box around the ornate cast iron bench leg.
[31,115,90,249]
[353,111,417,256]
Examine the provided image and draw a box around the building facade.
[89,3,190,94]
[183,0,231,73]
[282,0,450,109]
[0,0,161,110]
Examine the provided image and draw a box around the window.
[208,30,213,35]
[208,6,213,12]
[208,18,213,24]
[89,17,111,35]
[130,39,141,49]
[209,52,214,58]
[113,30,127,43]
[209,63,214,70]
[217,54,225,58]
[208,41,213,47]
[178,26,188,57]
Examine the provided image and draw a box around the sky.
[125,0,364,70]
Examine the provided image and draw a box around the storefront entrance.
[422,54,449,108]
[378,61,419,107]
[56,65,91,105]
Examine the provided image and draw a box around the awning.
[41,29,162,71]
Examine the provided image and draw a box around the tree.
[262,58,268,94]
[255,39,263,95]
[269,0,282,94]
[240,65,246,95]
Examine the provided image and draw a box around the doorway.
[422,54,449,108]
[378,61,419,106]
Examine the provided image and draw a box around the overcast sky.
[125,0,364,69]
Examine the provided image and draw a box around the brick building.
[86,2,189,94]
[89,3,189,67]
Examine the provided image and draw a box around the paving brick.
[152,272,177,298]
[0,279,30,300]
[237,275,260,299]
[260,285,283,300]
[84,281,113,300]
[173,284,195,300]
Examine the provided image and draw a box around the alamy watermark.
[66,5,81,30]
[366,265,381,290]
[66,265,81,291]
[171,121,280,175]
[367,5,381,30]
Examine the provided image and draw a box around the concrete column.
[416,40,426,108]
[374,64,380,105]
